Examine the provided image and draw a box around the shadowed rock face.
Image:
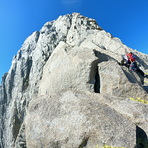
[0,13,148,148]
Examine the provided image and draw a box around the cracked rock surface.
[0,13,148,148]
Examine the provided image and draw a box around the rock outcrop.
[0,13,148,148]
[25,91,136,148]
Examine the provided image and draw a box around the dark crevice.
[0,129,4,148]
[12,111,22,144]
[1,74,8,104]
[92,49,112,94]
[94,67,100,93]
[136,126,148,148]
[8,69,16,99]
[35,31,40,43]
[78,137,89,148]
[12,103,26,145]
[22,58,32,91]
[13,115,21,143]
[88,58,100,93]
[15,124,26,148]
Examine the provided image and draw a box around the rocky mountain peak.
[0,13,148,148]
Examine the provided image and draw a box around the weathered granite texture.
[0,13,148,148]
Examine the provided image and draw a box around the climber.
[129,61,148,78]
[120,52,136,68]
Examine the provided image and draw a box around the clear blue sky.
[0,0,148,80]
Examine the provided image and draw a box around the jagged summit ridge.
[0,13,148,148]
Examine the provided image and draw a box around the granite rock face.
[25,91,136,148]
[0,13,148,148]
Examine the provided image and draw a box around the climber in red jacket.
[121,52,136,68]
[126,52,136,62]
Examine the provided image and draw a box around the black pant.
[136,68,145,77]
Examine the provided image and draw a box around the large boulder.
[25,91,136,148]
[38,41,99,95]
[98,60,148,99]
